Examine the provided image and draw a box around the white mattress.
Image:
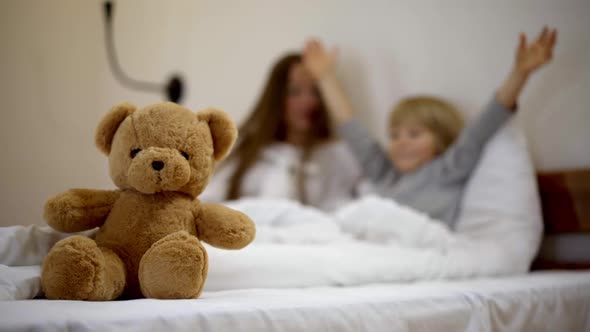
[1,271,589,332]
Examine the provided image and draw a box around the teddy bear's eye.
[180,151,190,160]
[130,148,141,159]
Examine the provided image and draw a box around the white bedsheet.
[1,271,589,332]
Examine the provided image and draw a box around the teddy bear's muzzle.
[127,148,191,194]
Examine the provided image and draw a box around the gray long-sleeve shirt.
[338,97,513,228]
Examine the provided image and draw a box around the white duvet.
[0,122,543,299]
[209,192,541,290]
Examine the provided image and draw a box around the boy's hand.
[497,26,558,110]
[303,39,337,80]
[515,26,557,76]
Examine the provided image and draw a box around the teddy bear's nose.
[151,161,165,171]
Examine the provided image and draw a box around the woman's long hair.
[226,53,334,202]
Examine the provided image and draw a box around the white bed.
[2,118,587,331]
[1,271,589,332]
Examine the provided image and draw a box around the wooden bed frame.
[533,168,590,270]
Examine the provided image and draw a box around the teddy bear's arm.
[44,189,120,233]
[195,203,255,249]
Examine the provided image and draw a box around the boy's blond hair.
[389,96,464,155]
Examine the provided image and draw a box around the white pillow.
[456,121,543,271]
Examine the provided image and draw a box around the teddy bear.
[41,102,255,300]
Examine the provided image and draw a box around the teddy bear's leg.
[41,235,126,300]
[139,231,208,299]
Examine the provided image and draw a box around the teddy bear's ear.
[95,102,137,155]
[197,108,237,161]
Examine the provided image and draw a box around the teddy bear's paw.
[41,236,125,300]
[139,231,208,299]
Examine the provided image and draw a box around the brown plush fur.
[41,102,255,300]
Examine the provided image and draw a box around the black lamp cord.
[102,1,184,103]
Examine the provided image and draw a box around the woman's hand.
[303,39,337,80]
[302,39,354,125]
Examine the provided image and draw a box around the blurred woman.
[200,53,361,211]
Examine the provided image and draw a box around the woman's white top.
[200,141,362,211]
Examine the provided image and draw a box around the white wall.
[1,0,589,226]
